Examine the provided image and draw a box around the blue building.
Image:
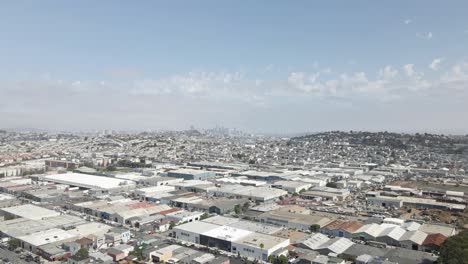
[167,169,216,180]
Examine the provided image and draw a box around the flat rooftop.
[174,221,220,234]
[43,173,136,189]
[1,204,61,220]
[18,228,77,247]
[202,225,252,242]
[201,215,240,226]
[233,232,289,250]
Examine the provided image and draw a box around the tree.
[200,213,210,220]
[169,222,176,230]
[309,224,320,233]
[243,201,250,211]
[234,204,242,215]
[75,248,89,259]
[299,188,306,193]
[326,182,338,188]
[259,243,264,249]
[130,244,146,261]
[8,238,20,249]
[268,255,288,264]
[439,230,468,264]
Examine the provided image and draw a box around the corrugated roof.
[422,233,447,246]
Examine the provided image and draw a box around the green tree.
[267,255,288,264]
[259,243,264,249]
[326,182,338,188]
[130,244,146,261]
[309,224,321,233]
[234,204,242,215]
[243,201,250,211]
[200,213,210,220]
[8,238,20,249]
[169,222,176,230]
[439,231,468,264]
[75,248,89,259]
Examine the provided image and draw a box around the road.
[0,248,29,264]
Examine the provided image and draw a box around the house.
[104,227,131,245]
[154,218,172,232]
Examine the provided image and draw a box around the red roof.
[126,202,155,209]
[158,208,182,215]
[322,220,363,233]
[422,233,447,246]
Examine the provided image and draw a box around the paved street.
[0,248,29,264]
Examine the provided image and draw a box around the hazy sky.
[1,1,468,134]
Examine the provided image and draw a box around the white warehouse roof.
[43,173,136,189]
[1,204,61,220]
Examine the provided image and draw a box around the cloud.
[106,67,142,79]
[378,66,398,80]
[403,64,415,77]
[416,32,433,40]
[404,19,412,25]
[2,62,468,132]
[429,58,444,71]
[442,62,468,83]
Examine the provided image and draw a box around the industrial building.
[173,219,289,261]
[42,173,136,190]
[167,169,216,180]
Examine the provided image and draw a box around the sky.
[1,1,468,134]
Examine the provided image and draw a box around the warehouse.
[231,232,289,261]
[366,196,403,208]
[138,176,184,186]
[167,169,216,180]
[376,225,406,246]
[320,220,363,238]
[399,230,427,251]
[173,221,220,244]
[0,204,60,220]
[43,173,136,190]
[300,187,350,201]
[210,185,287,202]
[271,181,312,193]
[352,223,386,241]
[200,225,252,251]
[18,228,77,252]
[173,219,290,261]
[258,208,332,231]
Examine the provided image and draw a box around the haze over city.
[1,1,468,134]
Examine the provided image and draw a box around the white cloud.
[378,66,398,80]
[442,62,468,83]
[287,72,321,93]
[2,62,468,132]
[403,64,415,77]
[404,19,412,25]
[416,32,433,40]
[429,58,444,71]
